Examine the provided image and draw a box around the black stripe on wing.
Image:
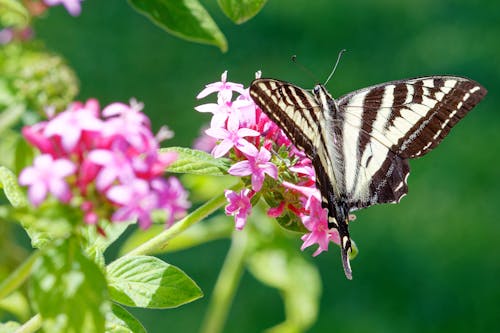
[250,79,320,155]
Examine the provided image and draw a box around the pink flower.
[87,145,135,191]
[22,122,52,154]
[225,189,252,230]
[267,202,285,218]
[193,126,217,152]
[43,0,84,16]
[19,154,76,206]
[300,195,341,256]
[152,177,191,226]
[205,115,259,158]
[107,179,159,229]
[44,104,103,152]
[101,102,154,152]
[228,147,278,191]
[300,196,332,256]
[197,71,247,102]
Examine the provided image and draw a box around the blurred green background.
[33,0,499,332]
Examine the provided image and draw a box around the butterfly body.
[250,76,486,279]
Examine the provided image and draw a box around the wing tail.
[336,213,353,280]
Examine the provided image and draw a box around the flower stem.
[17,314,42,333]
[0,250,41,300]
[125,182,244,257]
[200,230,248,333]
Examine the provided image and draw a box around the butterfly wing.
[337,76,487,208]
[249,78,324,154]
[251,78,355,278]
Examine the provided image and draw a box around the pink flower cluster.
[19,99,189,229]
[195,71,340,256]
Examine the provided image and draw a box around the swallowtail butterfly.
[249,75,486,279]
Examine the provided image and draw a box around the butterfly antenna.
[291,55,318,84]
[324,49,347,86]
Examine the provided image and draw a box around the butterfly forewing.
[250,79,324,154]
[338,76,487,159]
[250,75,487,279]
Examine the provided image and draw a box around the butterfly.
[249,75,487,279]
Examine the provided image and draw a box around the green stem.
[125,182,244,257]
[17,314,42,333]
[200,230,248,333]
[0,250,41,300]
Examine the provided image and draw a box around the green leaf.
[0,166,27,208]
[107,255,203,308]
[218,0,267,24]
[12,201,78,249]
[83,221,133,267]
[30,239,110,333]
[129,0,228,52]
[105,303,146,333]
[163,147,230,175]
[247,248,321,332]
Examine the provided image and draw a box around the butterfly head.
[312,84,337,113]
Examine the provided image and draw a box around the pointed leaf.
[30,239,109,333]
[0,166,27,208]
[218,0,267,24]
[129,0,228,52]
[107,255,203,308]
[162,147,230,175]
[105,303,146,333]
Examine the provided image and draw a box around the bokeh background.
[32,0,499,332]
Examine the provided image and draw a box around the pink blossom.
[228,147,278,191]
[101,102,154,152]
[193,126,217,152]
[267,202,285,218]
[196,99,250,129]
[152,177,191,226]
[44,104,103,152]
[225,189,252,230]
[197,71,246,102]
[22,122,52,154]
[107,179,159,229]
[87,146,135,190]
[282,181,321,200]
[0,29,13,44]
[19,154,76,206]
[205,115,259,158]
[300,196,332,256]
[43,0,84,16]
